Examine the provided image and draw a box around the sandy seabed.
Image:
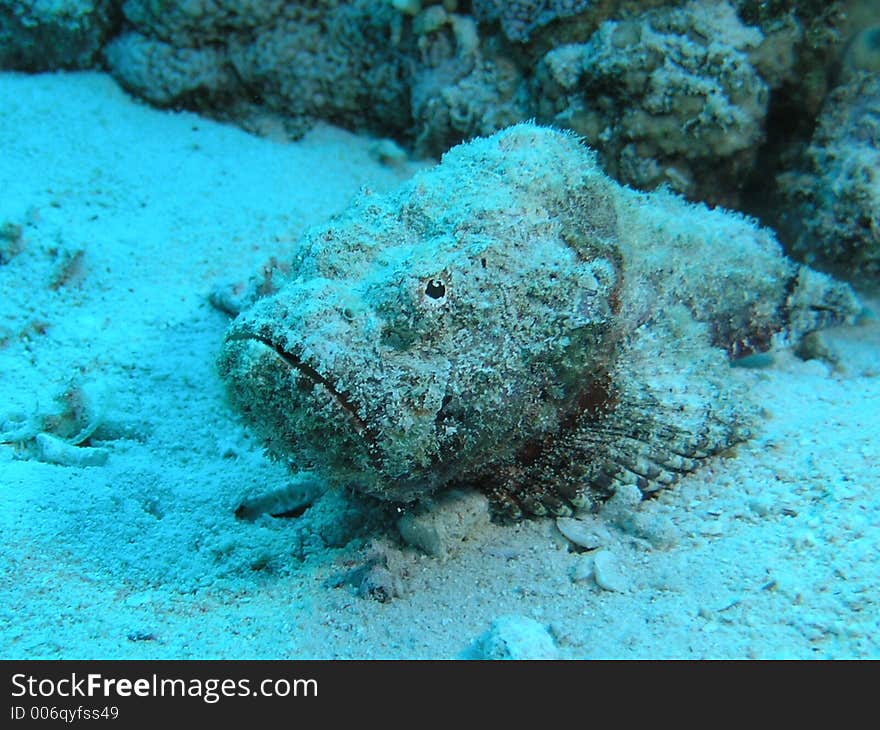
[1,72,878,659]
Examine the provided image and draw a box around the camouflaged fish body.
[219,125,859,519]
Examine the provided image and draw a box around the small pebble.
[235,473,323,521]
[467,615,559,660]
[34,432,108,467]
[593,550,628,592]
[556,516,609,550]
[368,138,410,167]
[398,489,490,558]
[570,555,594,583]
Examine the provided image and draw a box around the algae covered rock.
[536,0,773,205]
[218,124,859,519]
[91,0,861,231]
[409,9,534,156]
[104,31,235,107]
[777,71,880,284]
[105,0,411,134]
[472,0,593,43]
[0,0,119,70]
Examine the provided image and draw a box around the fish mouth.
[220,329,452,503]
[224,330,379,449]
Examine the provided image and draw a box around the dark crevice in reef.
[739,81,824,237]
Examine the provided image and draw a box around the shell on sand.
[218,124,860,519]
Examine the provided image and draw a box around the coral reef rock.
[409,9,534,156]
[536,0,775,205]
[0,0,119,70]
[4,1,870,265]
[472,0,594,43]
[777,71,880,284]
[104,0,411,136]
[218,124,860,519]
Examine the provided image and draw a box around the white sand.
[1,72,878,659]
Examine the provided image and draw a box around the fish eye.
[425,279,446,299]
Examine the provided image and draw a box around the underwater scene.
[1,0,878,660]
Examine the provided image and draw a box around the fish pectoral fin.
[482,327,756,520]
[576,327,756,500]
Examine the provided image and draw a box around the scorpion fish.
[218,124,859,519]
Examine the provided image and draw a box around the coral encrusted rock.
[535,0,773,205]
[777,71,880,284]
[0,0,118,70]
